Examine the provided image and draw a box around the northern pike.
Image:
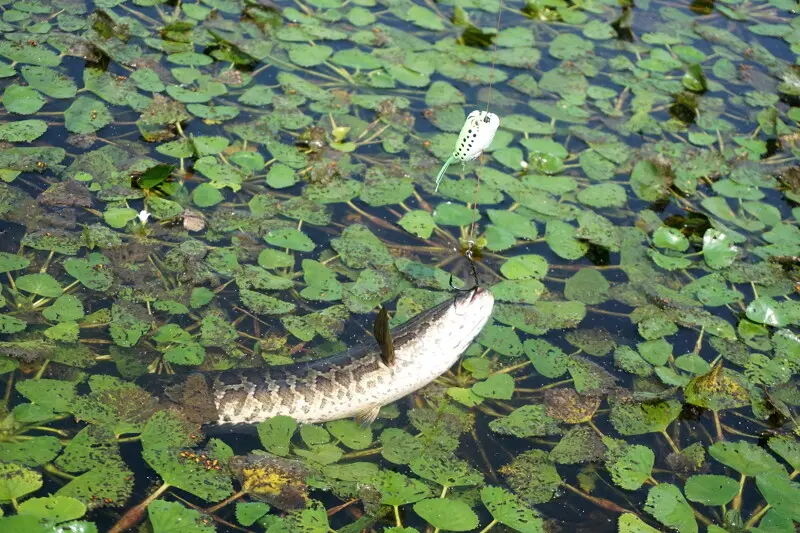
[139,287,494,426]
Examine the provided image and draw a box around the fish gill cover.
[0,0,798,531]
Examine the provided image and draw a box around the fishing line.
[468,0,503,242]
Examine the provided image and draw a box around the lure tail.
[434,155,456,192]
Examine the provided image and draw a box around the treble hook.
[449,251,480,292]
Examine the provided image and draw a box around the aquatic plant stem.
[478,519,498,533]
[108,482,170,533]
[745,504,771,529]
[205,489,247,514]
[660,430,681,454]
[33,360,49,380]
[393,505,402,528]
[430,486,449,533]
[562,483,633,514]
[712,410,724,441]
[732,473,746,510]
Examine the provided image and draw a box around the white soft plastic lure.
[434,110,500,191]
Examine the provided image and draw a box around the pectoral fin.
[355,403,382,427]
[373,306,395,367]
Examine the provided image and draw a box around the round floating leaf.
[684,475,739,506]
[326,420,372,450]
[63,255,114,291]
[0,41,61,66]
[644,483,698,533]
[258,415,297,457]
[265,228,315,252]
[103,207,138,229]
[64,97,112,134]
[702,229,738,269]
[472,373,514,400]
[192,182,224,207]
[0,120,48,142]
[3,85,46,115]
[16,379,76,412]
[653,226,689,252]
[148,500,215,533]
[433,202,475,226]
[577,183,627,208]
[746,297,788,327]
[481,485,545,533]
[0,252,30,273]
[16,273,62,297]
[754,472,800,522]
[489,405,561,438]
[564,269,609,305]
[413,499,478,531]
[491,280,544,305]
[500,449,562,504]
[0,314,26,334]
[708,441,785,477]
[0,462,43,501]
[684,364,750,412]
[376,471,431,506]
[619,514,661,533]
[607,444,654,490]
[21,66,78,98]
[500,255,547,280]
[545,221,587,260]
[0,435,62,467]
[609,399,682,435]
[236,502,270,527]
[399,210,436,239]
[17,495,85,523]
[549,425,604,464]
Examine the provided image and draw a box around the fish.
[435,110,500,191]
[139,287,494,426]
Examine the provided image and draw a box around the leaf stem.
[478,519,498,533]
[205,489,247,514]
[660,430,680,454]
[712,410,724,442]
[108,482,170,533]
[732,473,746,510]
[393,505,402,528]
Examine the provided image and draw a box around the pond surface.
[0,0,799,531]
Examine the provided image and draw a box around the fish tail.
[434,155,455,192]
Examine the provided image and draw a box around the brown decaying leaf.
[544,387,601,424]
[228,454,310,511]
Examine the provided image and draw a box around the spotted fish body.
[435,110,500,191]
[143,288,494,425]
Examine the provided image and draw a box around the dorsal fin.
[373,306,395,367]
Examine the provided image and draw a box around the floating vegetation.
[0,0,799,531]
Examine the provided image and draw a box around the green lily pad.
[644,484,697,533]
[2,85,46,115]
[607,442,654,490]
[0,462,43,501]
[684,475,739,506]
[258,415,297,457]
[148,500,215,533]
[0,119,48,142]
[265,228,315,252]
[17,495,85,523]
[64,97,113,134]
[16,273,62,297]
[413,499,478,532]
[708,441,785,477]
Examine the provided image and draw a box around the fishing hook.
[449,250,480,292]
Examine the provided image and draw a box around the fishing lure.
[434,110,500,191]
